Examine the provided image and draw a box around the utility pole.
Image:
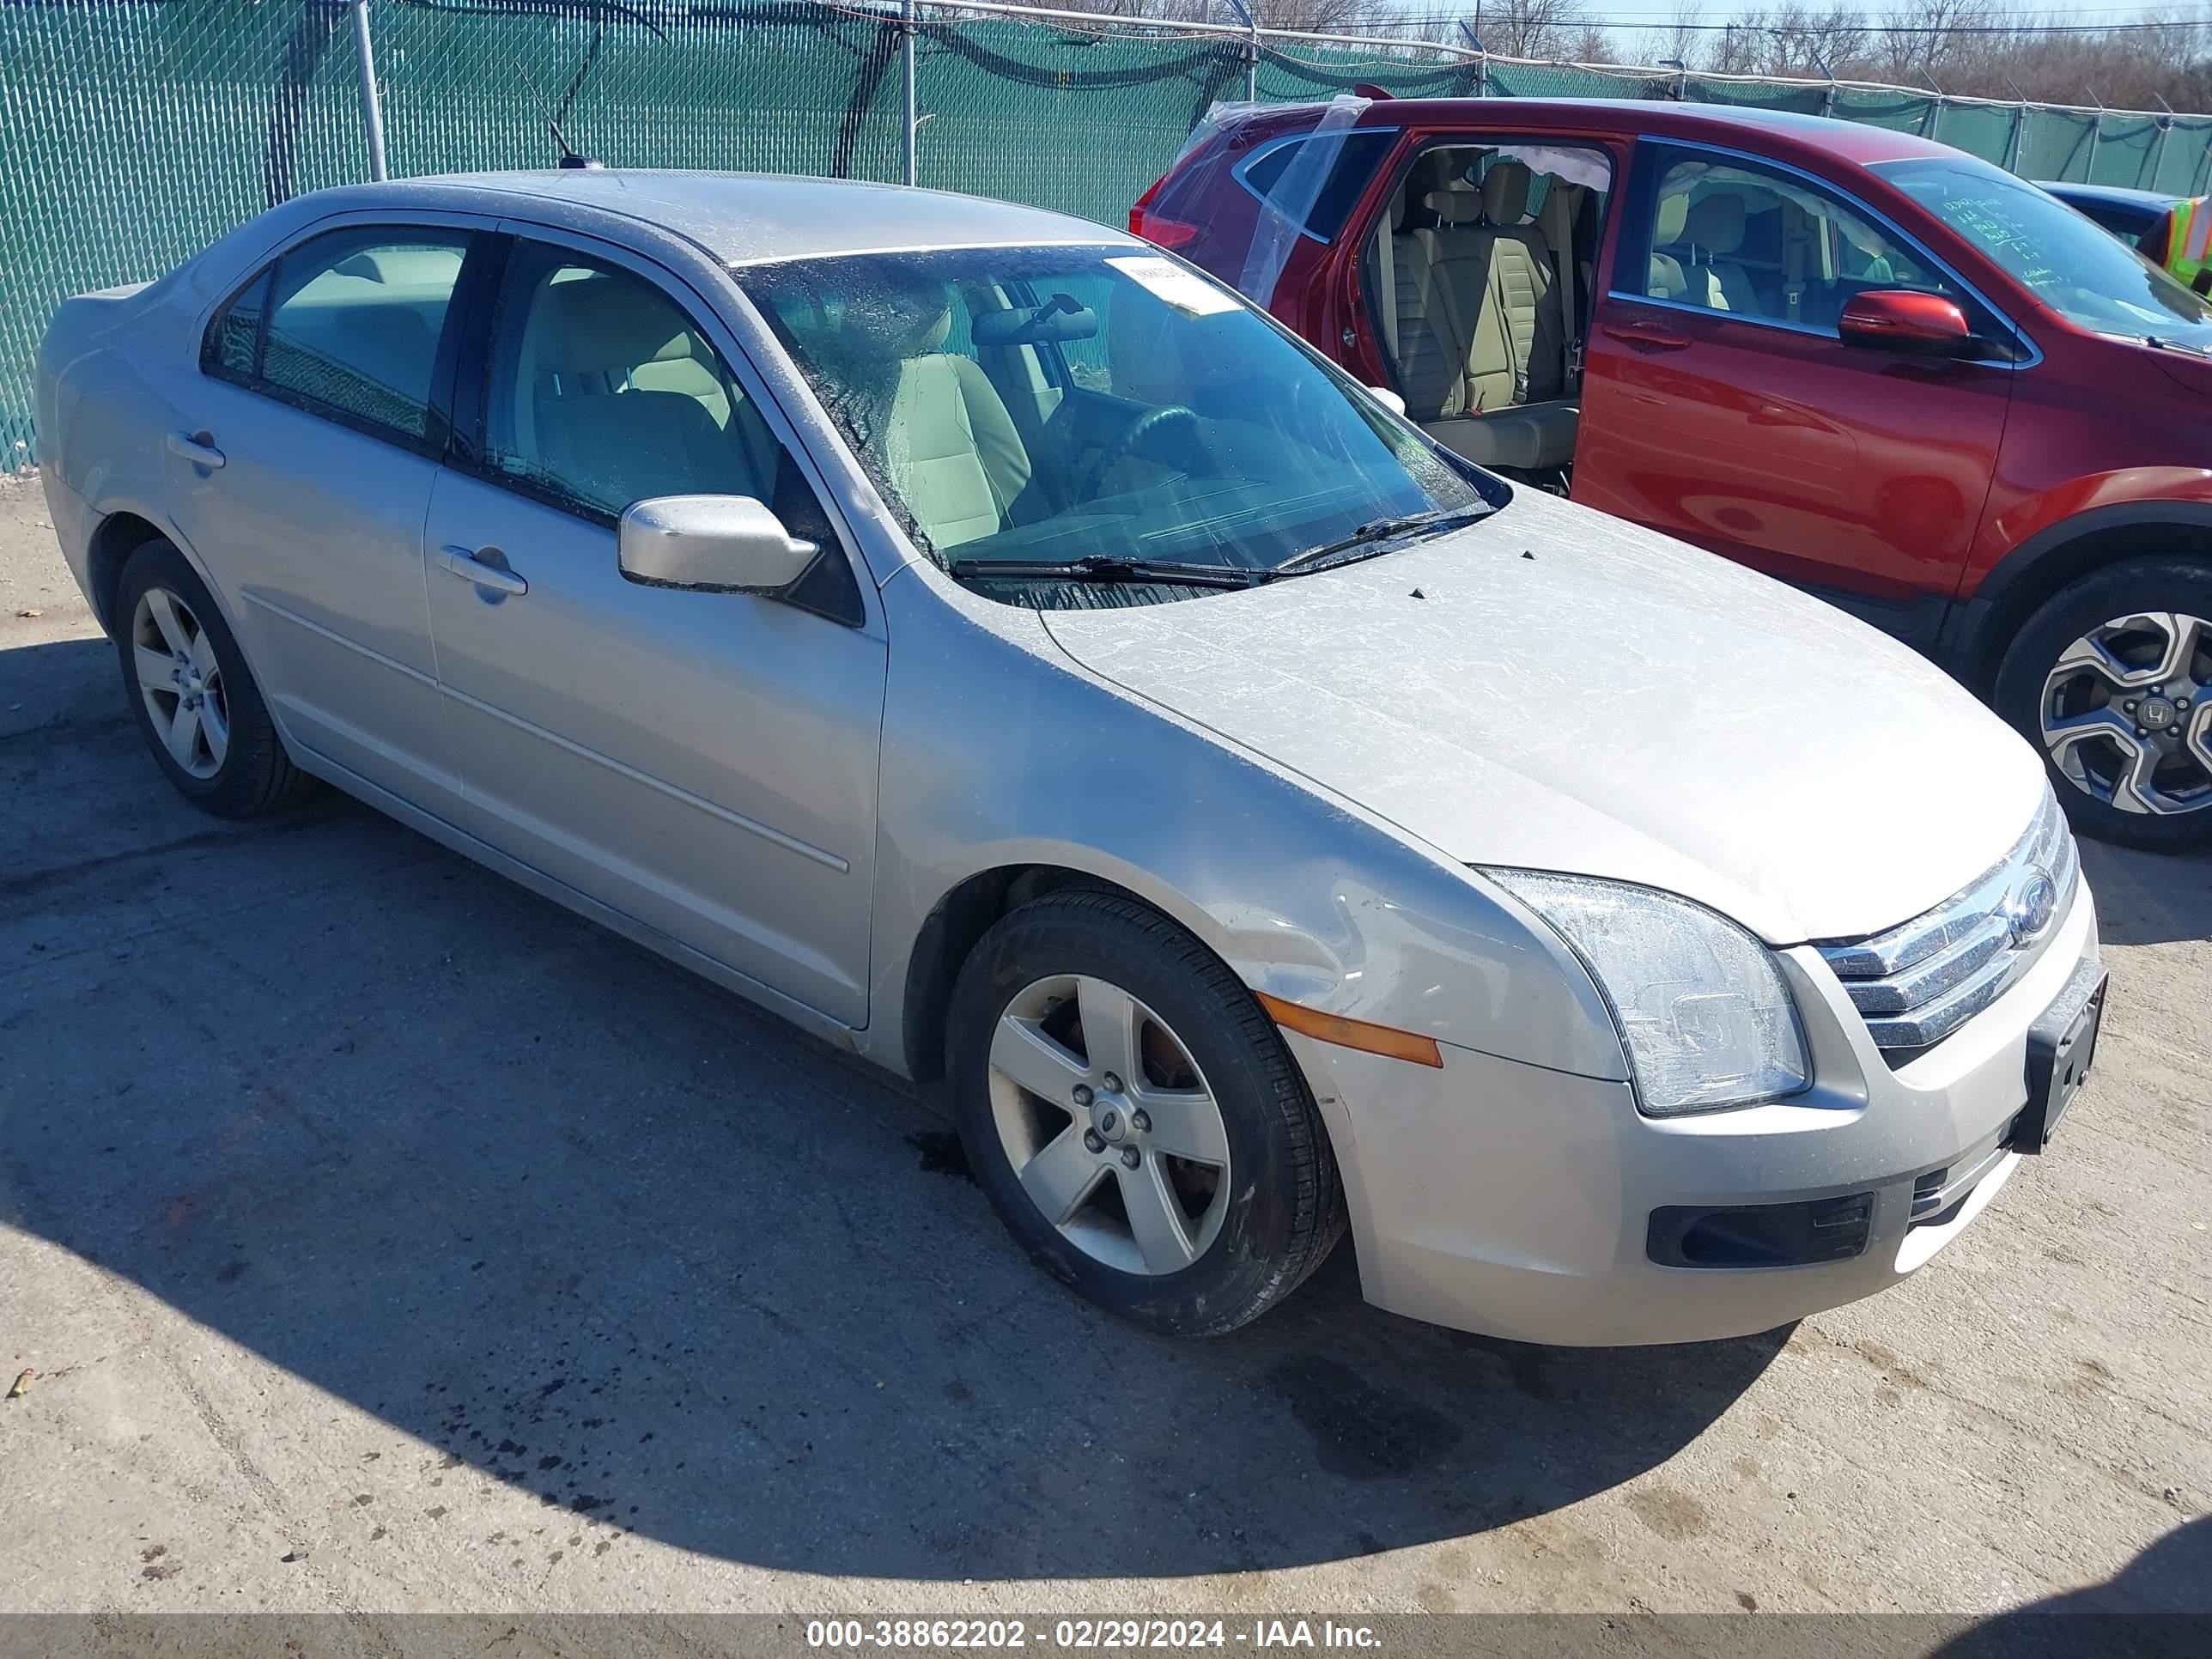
[901,0,917,186]
[349,0,388,182]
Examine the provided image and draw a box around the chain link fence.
[6,0,2212,468]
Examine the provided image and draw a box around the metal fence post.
[1222,0,1257,102]
[901,0,918,186]
[2005,100,2026,173]
[1458,23,1487,98]
[349,0,388,182]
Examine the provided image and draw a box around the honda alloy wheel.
[1998,558,2212,851]
[2039,609,2212,818]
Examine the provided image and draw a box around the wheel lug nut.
[1131,1110,1150,1133]
[1121,1147,1141,1170]
[1084,1131,1105,1154]
[1102,1072,1123,1093]
[1072,1084,1093,1108]
[2124,700,2138,713]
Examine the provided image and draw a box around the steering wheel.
[1079,404,1201,502]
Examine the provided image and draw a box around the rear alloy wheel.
[131,586,230,780]
[1998,560,2212,852]
[112,538,317,818]
[947,890,1346,1335]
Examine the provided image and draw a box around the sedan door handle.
[438,544,528,597]
[167,431,226,469]
[1601,319,1692,352]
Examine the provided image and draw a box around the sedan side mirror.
[1838,289,1987,359]
[617,495,820,594]
[1367,385,1408,416]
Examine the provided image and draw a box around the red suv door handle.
[1603,319,1692,352]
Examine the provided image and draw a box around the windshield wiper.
[1277,506,1492,575]
[949,555,1276,590]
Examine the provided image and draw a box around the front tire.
[1994,557,2212,852]
[946,890,1346,1336]
[113,539,316,819]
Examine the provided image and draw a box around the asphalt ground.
[1,472,2206,1634]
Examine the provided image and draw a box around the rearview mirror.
[1838,289,1984,358]
[1368,385,1407,416]
[617,495,819,594]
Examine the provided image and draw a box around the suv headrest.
[1481,161,1533,226]
[1686,192,1747,254]
[1423,186,1483,226]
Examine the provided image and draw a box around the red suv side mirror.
[1838,289,1980,357]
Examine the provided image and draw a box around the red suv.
[1134,99,2212,850]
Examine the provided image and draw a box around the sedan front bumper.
[1284,880,2100,1346]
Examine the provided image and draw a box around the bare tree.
[1473,0,1595,60]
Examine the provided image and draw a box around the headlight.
[1481,869,1809,1116]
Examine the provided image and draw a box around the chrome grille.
[1815,792,2080,1066]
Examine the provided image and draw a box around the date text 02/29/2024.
[804,1620,1383,1650]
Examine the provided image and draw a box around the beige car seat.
[848,288,1032,550]
[515,270,776,512]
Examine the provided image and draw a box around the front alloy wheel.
[947,890,1346,1335]
[988,974,1233,1277]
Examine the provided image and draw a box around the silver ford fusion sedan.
[37,172,2106,1344]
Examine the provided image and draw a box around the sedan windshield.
[735,245,1494,602]
[1875,157,2212,353]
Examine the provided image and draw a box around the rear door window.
[205,226,471,446]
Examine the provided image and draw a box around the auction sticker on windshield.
[1106,254,1241,315]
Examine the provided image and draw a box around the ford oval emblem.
[2004,872,2059,946]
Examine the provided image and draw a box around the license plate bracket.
[2014,964,2107,1155]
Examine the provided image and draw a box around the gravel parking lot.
[1,471,2207,1627]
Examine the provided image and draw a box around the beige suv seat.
[1374,186,1469,422]
[1680,192,1763,313]
[1414,161,1579,472]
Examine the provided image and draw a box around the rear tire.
[946,889,1346,1336]
[113,539,317,819]
[1993,557,2212,852]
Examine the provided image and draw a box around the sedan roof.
[402,170,1129,265]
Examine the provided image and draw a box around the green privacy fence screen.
[5,1,2212,466]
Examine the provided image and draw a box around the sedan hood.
[1041,487,2047,945]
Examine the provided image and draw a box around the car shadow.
[1929,1514,2210,1654]
[2077,838,2212,948]
[0,631,1792,1581]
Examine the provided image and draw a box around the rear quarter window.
[1237,130,1398,243]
